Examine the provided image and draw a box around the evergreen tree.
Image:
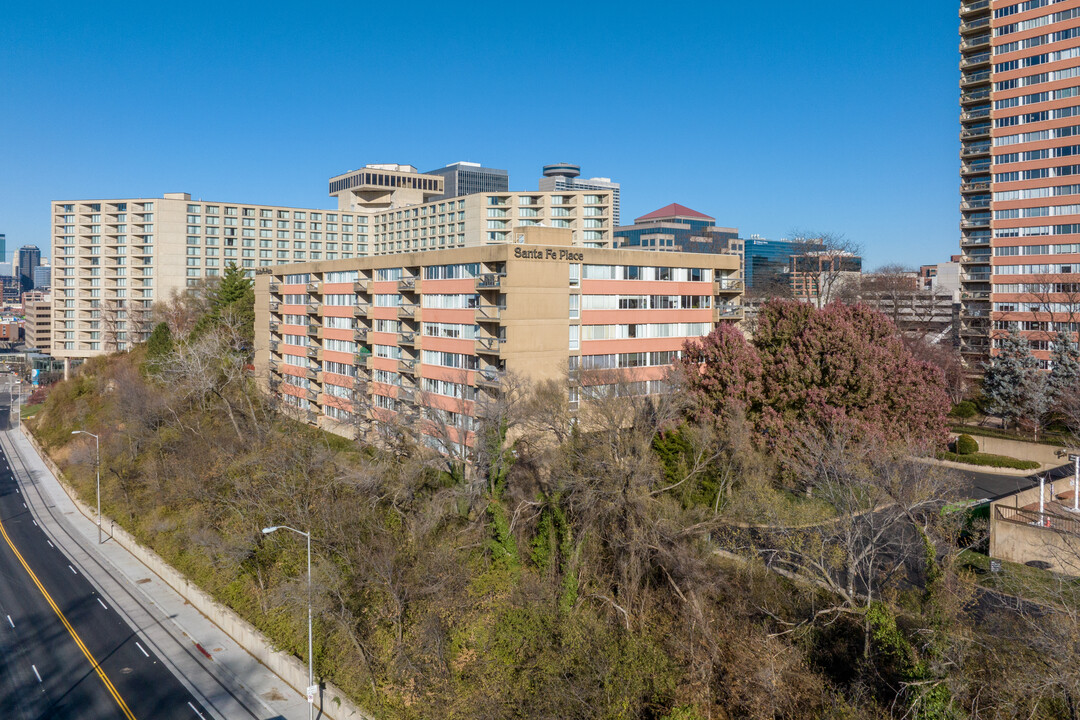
[213,263,254,310]
[142,322,173,374]
[145,322,172,359]
[981,328,1040,428]
[1048,330,1080,402]
[191,263,256,345]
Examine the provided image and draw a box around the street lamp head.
[262,526,279,534]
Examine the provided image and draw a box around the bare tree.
[151,309,261,442]
[415,369,476,484]
[153,279,217,340]
[787,230,864,308]
[736,422,953,653]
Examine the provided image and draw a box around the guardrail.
[997,505,1080,536]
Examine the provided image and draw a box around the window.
[421,350,478,370]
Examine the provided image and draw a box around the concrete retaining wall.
[957,433,1065,466]
[21,427,372,720]
[990,483,1080,575]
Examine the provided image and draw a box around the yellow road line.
[0,515,136,719]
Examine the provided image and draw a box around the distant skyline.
[0,0,960,268]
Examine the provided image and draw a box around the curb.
[20,425,374,720]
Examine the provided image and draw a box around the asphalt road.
[953,462,1077,501]
[0,399,212,719]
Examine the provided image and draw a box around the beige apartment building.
[53,165,617,363]
[254,227,742,448]
[49,193,367,362]
[329,164,616,253]
[23,292,51,353]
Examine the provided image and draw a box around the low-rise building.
[613,204,740,255]
[254,227,742,449]
[24,292,51,353]
[0,318,21,343]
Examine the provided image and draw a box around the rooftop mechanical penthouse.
[254,227,742,450]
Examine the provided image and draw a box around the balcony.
[306,282,321,294]
[960,253,992,264]
[960,321,990,336]
[475,304,505,323]
[960,0,990,16]
[397,388,415,404]
[397,277,420,293]
[307,324,320,336]
[475,273,505,289]
[960,143,990,158]
[717,305,744,319]
[960,125,990,140]
[960,88,991,105]
[960,337,990,353]
[305,368,318,381]
[304,410,319,425]
[268,281,281,294]
[270,340,280,352]
[355,352,372,368]
[399,331,417,347]
[961,307,990,318]
[353,280,370,294]
[305,389,319,402]
[962,273,992,282]
[960,198,990,210]
[398,358,416,374]
[269,301,281,313]
[960,107,991,122]
[269,321,281,334]
[398,303,417,319]
[354,328,369,342]
[960,69,991,87]
[475,336,504,355]
[714,279,743,293]
[306,302,321,314]
[306,346,320,359]
[959,16,990,34]
[960,162,991,176]
[476,367,501,389]
[959,52,991,70]
[960,35,990,51]
[960,218,990,229]
[962,290,991,301]
[352,303,371,318]
[961,180,991,194]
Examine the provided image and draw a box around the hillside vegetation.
[27,290,1080,719]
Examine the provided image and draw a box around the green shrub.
[937,451,1040,470]
[950,401,977,420]
[955,434,979,455]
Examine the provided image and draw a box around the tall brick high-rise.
[960,0,1080,366]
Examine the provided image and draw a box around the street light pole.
[262,524,314,719]
[72,430,101,544]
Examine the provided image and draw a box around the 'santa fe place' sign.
[513,247,584,262]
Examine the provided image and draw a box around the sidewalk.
[2,426,320,720]
[918,455,1060,476]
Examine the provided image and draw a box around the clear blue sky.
[0,0,960,269]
